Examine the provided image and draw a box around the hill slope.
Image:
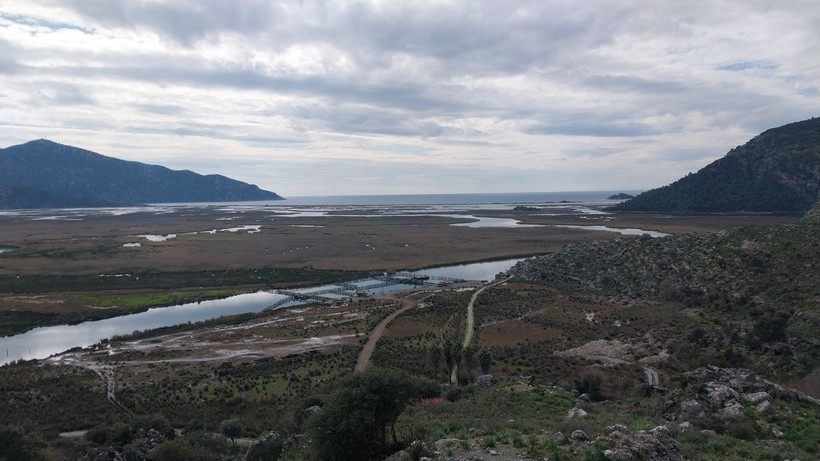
[0,140,282,208]
[610,118,820,213]
[510,205,820,376]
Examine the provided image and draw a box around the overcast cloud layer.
[1,1,818,196]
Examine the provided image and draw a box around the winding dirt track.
[355,297,417,372]
[451,277,511,383]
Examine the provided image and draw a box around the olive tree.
[308,367,438,461]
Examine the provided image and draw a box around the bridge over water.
[263,272,466,311]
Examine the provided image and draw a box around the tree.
[219,418,242,443]
[462,346,477,381]
[427,343,441,378]
[0,427,44,461]
[478,349,493,374]
[309,367,438,461]
[442,339,456,379]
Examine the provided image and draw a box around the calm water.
[270,191,638,206]
[0,258,522,365]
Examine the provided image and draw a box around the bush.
[575,374,603,401]
[111,422,132,445]
[85,425,110,445]
[308,367,439,461]
[0,427,44,461]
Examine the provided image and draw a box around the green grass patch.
[79,289,238,309]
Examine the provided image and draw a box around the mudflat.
[0,205,795,276]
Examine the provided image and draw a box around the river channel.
[0,258,523,366]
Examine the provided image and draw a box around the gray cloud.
[0,0,818,195]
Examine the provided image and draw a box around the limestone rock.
[597,425,682,461]
[567,407,588,418]
[756,400,772,413]
[743,391,772,404]
[721,400,743,418]
[705,383,740,409]
[474,374,494,390]
[680,399,705,419]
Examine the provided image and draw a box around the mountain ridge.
[0,139,282,209]
[609,117,820,213]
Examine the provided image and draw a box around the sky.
[0,1,818,197]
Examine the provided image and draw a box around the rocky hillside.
[610,117,820,213]
[0,139,282,208]
[510,206,819,375]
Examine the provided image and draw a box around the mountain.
[0,140,282,208]
[609,118,820,213]
[607,193,634,200]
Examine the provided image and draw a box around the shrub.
[575,374,603,401]
[308,367,439,461]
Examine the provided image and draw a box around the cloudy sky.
[1,1,818,197]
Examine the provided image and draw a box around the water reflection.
[0,257,524,365]
[554,224,669,238]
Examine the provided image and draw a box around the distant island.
[609,117,820,213]
[0,140,282,209]
[607,193,634,200]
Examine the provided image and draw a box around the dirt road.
[451,277,511,383]
[355,297,418,372]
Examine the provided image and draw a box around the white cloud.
[0,0,818,196]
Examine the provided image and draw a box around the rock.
[680,399,705,419]
[598,424,682,461]
[245,432,283,461]
[474,374,494,390]
[756,400,772,413]
[743,391,772,404]
[650,425,671,438]
[700,429,716,436]
[579,393,591,402]
[299,405,322,425]
[705,383,740,409]
[407,440,433,459]
[383,451,412,461]
[488,448,498,455]
[607,424,628,433]
[721,400,743,418]
[772,426,784,438]
[553,431,567,444]
[571,430,589,441]
[567,407,588,418]
[678,422,692,431]
[433,438,461,451]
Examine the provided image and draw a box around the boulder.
[245,432,283,461]
[553,431,567,445]
[680,399,705,419]
[474,374,494,390]
[721,400,743,418]
[567,407,588,418]
[571,429,589,441]
[705,383,740,409]
[433,438,461,451]
[597,425,682,461]
[756,400,772,413]
[299,405,322,426]
[743,391,772,404]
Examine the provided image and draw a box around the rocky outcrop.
[676,365,820,423]
[597,425,682,461]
